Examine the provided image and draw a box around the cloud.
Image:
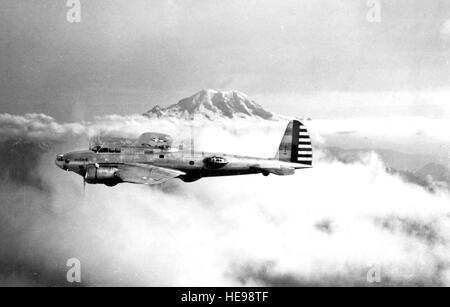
[0,113,449,286]
[441,20,450,37]
[310,116,450,145]
[0,113,85,141]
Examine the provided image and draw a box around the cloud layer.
[0,113,449,286]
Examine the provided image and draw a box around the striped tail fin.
[276,120,313,166]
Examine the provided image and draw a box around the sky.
[1,0,450,121]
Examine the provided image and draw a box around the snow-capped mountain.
[144,89,275,120]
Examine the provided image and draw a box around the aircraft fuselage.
[56,148,290,185]
[55,120,313,186]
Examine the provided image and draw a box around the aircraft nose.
[55,154,66,170]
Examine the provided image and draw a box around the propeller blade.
[83,162,86,194]
[83,171,87,194]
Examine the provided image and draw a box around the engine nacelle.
[85,166,119,185]
[179,175,201,183]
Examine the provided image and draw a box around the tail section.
[276,120,313,166]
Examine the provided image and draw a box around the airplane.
[55,120,313,187]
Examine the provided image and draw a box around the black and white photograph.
[1,0,450,292]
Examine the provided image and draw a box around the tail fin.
[276,120,312,166]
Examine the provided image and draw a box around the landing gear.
[262,171,269,177]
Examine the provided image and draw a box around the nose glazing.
[55,154,65,169]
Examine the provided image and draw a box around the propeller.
[83,163,99,194]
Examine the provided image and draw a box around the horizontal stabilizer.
[135,133,173,149]
[251,164,295,176]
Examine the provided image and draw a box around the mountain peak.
[144,89,274,120]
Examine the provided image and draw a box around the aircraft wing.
[116,163,185,185]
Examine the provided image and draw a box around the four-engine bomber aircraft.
[55,120,312,186]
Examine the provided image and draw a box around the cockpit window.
[93,147,121,153]
[56,155,64,162]
[91,145,101,152]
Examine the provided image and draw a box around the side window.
[159,155,164,159]
[97,147,121,153]
[144,150,154,155]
